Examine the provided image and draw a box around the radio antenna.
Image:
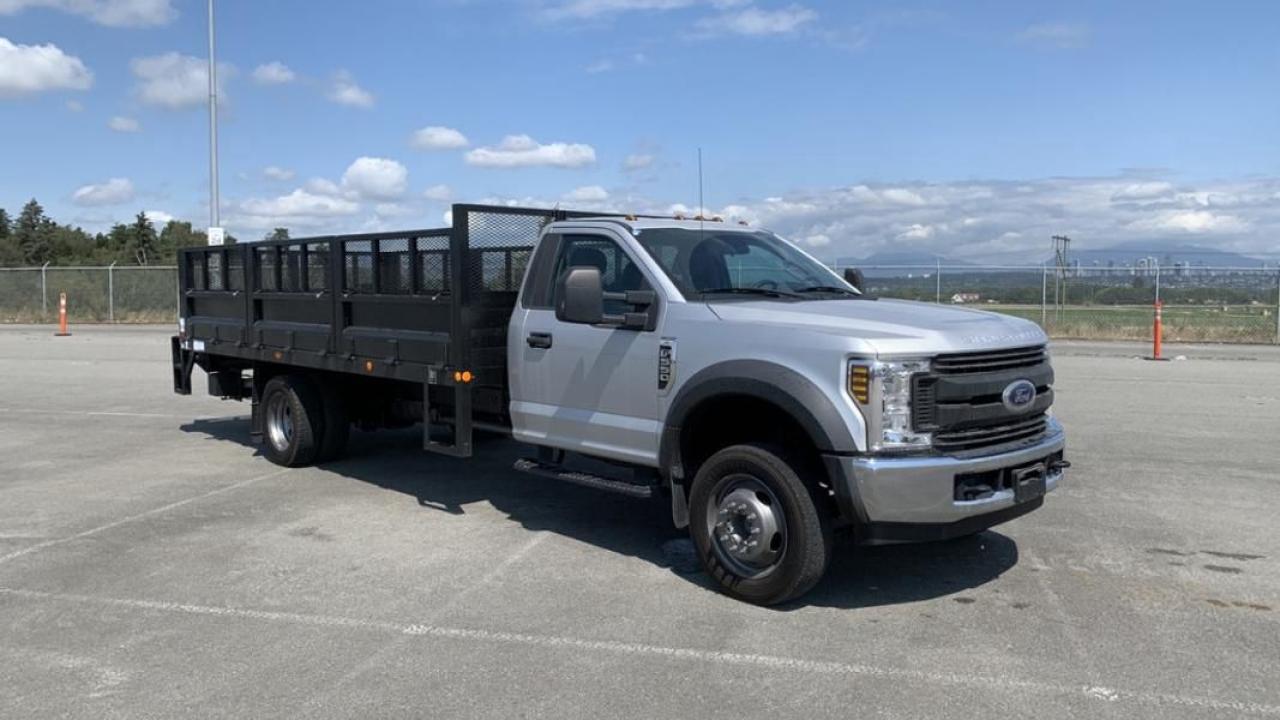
[697,147,706,237]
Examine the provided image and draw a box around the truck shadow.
[181,418,1019,611]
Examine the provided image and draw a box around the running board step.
[513,458,656,499]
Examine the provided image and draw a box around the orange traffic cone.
[54,292,71,337]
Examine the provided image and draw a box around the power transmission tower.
[1052,235,1071,321]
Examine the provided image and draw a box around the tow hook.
[1049,459,1072,472]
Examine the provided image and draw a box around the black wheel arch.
[660,360,861,528]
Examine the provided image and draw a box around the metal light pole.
[207,0,223,244]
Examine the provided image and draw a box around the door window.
[551,234,650,316]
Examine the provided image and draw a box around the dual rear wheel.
[260,374,348,467]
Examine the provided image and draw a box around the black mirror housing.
[556,267,605,325]
[843,267,865,293]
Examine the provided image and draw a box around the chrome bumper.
[839,417,1065,534]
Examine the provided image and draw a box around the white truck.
[173,203,1067,605]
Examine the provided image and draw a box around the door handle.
[526,332,553,349]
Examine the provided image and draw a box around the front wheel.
[688,444,832,606]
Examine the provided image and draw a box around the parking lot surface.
[1,325,1277,719]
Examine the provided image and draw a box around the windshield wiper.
[699,287,802,299]
[795,285,860,296]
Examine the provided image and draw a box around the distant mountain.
[831,252,975,278]
[1051,241,1267,268]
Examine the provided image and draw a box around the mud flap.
[171,336,193,395]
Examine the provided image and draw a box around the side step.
[513,458,656,499]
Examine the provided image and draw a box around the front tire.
[688,444,832,606]
[261,375,324,467]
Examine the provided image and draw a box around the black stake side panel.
[177,204,621,409]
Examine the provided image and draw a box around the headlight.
[848,357,933,453]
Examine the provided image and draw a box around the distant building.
[951,292,981,304]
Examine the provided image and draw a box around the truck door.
[509,230,662,465]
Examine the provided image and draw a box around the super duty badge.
[658,340,676,391]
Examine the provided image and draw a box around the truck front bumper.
[826,417,1066,544]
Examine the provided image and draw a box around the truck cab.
[507,216,1066,604]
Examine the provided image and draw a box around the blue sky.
[1,0,1278,262]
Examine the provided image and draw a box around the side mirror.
[556,266,604,325]
[843,267,865,293]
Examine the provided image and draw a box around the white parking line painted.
[0,407,242,421]
[0,586,1275,717]
[0,468,290,566]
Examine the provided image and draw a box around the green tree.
[0,207,18,265]
[48,224,98,265]
[264,227,290,242]
[158,220,207,263]
[14,199,54,265]
[130,212,158,265]
[103,223,133,264]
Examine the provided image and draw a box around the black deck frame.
[174,203,644,458]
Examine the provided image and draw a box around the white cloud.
[1128,210,1247,235]
[1111,182,1174,202]
[0,0,175,27]
[410,125,468,150]
[72,177,134,206]
[880,188,927,206]
[423,184,453,202]
[341,157,408,200]
[131,52,230,110]
[897,223,935,240]
[585,59,614,74]
[326,70,373,108]
[697,4,816,36]
[1017,22,1090,49]
[263,166,295,181]
[235,188,360,230]
[251,61,295,85]
[623,153,654,171]
[465,134,596,169]
[564,185,609,202]
[304,177,343,196]
[688,175,1277,261]
[107,115,140,132]
[65,99,83,111]
[143,209,174,225]
[435,174,1280,262]
[0,38,92,97]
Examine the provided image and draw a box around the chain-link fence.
[0,265,177,323]
[2,262,1279,344]
[836,263,1280,344]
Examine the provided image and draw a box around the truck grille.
[932,345,1046,374]
[933,413,1048,453]
[916,344,1053,453]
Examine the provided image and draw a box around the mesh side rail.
[336,232,451,296]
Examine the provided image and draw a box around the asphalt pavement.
[1,326,1277,719]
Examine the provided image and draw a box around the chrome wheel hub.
[709,479,785,575]
[265,393,293,452]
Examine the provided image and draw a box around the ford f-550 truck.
[172,203,1067,605]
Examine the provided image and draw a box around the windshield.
[631,228,856,300]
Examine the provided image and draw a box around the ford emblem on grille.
[1002,379,1037,413]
